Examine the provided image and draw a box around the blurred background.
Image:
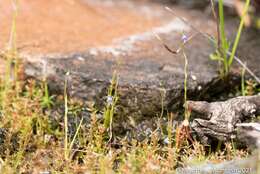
[0,0,259,55]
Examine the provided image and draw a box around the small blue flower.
[163,137,169,145]
[181,34,188,43]
[106,96,113,105]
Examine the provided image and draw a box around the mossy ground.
[0,74,253,173]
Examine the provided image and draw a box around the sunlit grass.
[0,76,251,173]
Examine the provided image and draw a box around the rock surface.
[24,28,219,124]
[237,122,260,149]
[0,0,259,127]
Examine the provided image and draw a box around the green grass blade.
[228,0,251,66]
[218,0,229,74]
[68,117,84,156]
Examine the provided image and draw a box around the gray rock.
[176,0,208,9]
[237,122,260,149]
[24,33,219,127]
[22,2,260,130]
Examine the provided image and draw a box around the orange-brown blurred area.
[0,0,162,54]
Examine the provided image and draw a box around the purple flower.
[181,34,188,43]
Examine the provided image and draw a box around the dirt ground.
[0,0,164,55]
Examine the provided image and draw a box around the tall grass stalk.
[64,72,69,160]
[68,117,83,158]
[63,72,84,160]
[4,0,18,87]
[8,0,18,52]
[103,71,118,129]
[218,0,251,76]
[103,71,118,143]
[228,0,250,66]
[2,0,19,113]
[218,0,229,75]
[9,0,19,91]
[182,50,189,120]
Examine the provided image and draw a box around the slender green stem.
[69,117,83,155]
[183,50,189,120]
[228,0,250,66]
[64,73,69,160]
[160,89,165,119]
[104,71,118,129]
[44,82,49,99]
[218,0,229,75]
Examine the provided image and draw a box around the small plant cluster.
[210,0,251,77]
[0,78,249,173]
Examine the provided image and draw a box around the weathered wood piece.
[188,95,260,144]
